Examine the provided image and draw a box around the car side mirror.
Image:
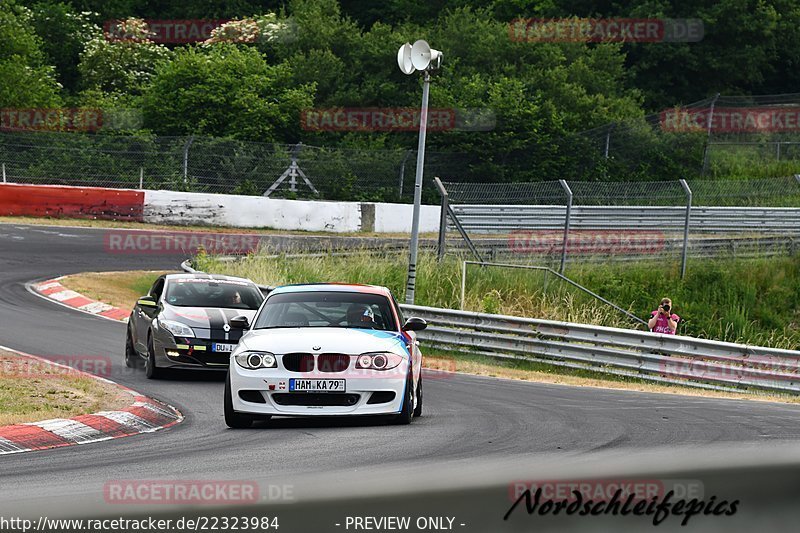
[137,295,157,307]
[402,317,427,332]
[230,315,250,329]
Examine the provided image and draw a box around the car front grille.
[317,353,350,373]
[282,353,315,372]
[272,393,361,407]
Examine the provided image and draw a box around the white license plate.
[289,379,346,392]
[213,343,237,353]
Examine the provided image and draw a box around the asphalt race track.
[3,222,800,527]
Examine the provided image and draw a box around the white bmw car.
[224,283,427,428]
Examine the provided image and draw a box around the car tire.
[225,371,254,429]
[391,368,415,425]
[124,326,139,369]
[144,333,161,379]
[413,374,423,418]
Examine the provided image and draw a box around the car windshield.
[164,279,263,310]
[253,290,396,331]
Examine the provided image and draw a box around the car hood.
[162,305,258,330]
[239,327,409,356]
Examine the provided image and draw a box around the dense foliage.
[2,0,799,185]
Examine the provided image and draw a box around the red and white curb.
[0,346,183,455]
[29,277,131,322]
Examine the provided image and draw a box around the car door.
[132,276,165,353]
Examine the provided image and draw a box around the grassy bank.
[0,350,130,426]
[195,251,800,349]
[59,271,168,312]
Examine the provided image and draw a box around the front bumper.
[229,359,409,417]
[153,335,234,369]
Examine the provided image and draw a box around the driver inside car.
[345,304,376,328]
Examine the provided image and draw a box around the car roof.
[269,283,393,297]
[164,273,257,285]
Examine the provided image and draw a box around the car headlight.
[355,352,405,371]
[235,351,277,370]
[157,319,195,338]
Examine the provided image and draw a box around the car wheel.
[224,371,254,429]
[391,368,415,425]
[125,326,138,368]
[413,374,423,418]
[144,333,161,379]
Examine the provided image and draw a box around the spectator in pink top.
[648,297,679,334]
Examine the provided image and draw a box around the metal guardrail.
[401,303,800,394]
[182,260,800,395]
[448,233,800,262]
[436,178,800,277]
[449,205,800,233]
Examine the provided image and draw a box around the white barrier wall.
[143,190,440,233]
[372,202,441,233]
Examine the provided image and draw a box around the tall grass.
[195,251,800,349]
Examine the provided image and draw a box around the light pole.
[398,40,443,304]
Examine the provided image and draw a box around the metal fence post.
[182,135,195,188]
[434,177,449,262]
[399,150,412,199]
[139,167,144,189]
[701,93,720,175]
[604,124,614,159]
[679,179,692,278]
[1,163,5,183]
[460,260,467,310]
[559,179,573,274]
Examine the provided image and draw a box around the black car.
[125,273,265,378]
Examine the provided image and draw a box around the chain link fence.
[437,176,800,275]
[559,94,800,180]
[3,92,800,202]
[0,130,477,203]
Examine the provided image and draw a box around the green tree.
[0,1,62,108]
[78,17,172,95]
[141,44,315,141]
[28,1,101,94]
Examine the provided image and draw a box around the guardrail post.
[434,177,449,262]
[679,179,692,279]
[559,179,573,274]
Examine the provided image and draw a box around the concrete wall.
[370,202,441,233]
[143,190,364,232]
[1,183,441,233]
[0,183,144,221]
[143,190,440,233]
